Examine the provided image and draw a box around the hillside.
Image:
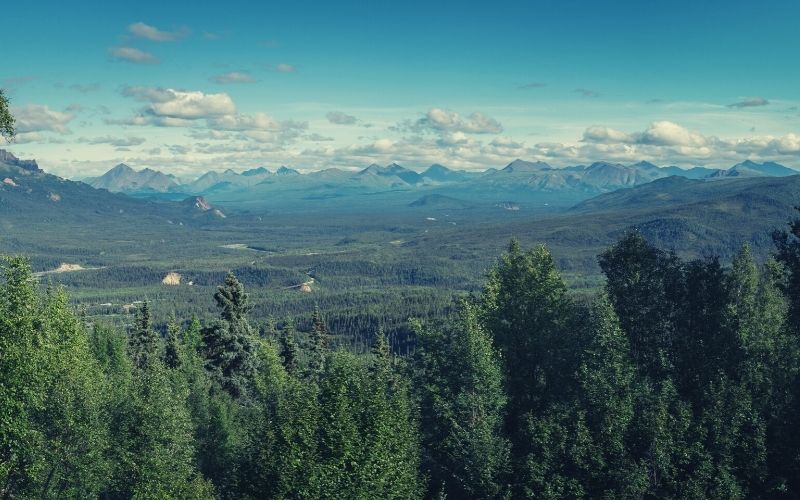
[0,154,226,229]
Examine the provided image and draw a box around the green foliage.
[4,215,800,498]
[201,272,259,398]
[278,319,299,375]
[164,314,182,369]
[129,300,159,369]
[414,304,510,498]
[0,89,14,141]
[0,258,110,497]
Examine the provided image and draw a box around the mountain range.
[0,151,225,229]
[80,157,799,211]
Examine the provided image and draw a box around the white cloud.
[414,108,503,134]
[13,104,74,134]
[582,126,632,144]
[122,86,236,120]
[207,112,305,132]
[128,22,189,42]
[108,47,159,64]
[638,121,707,147]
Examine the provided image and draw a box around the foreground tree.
[414,304,510,498]
[480,240,579,493]
[0,259,109,497]
[0,89,14,141]
[202,272,259,398]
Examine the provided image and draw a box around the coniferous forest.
[4,213,800,499]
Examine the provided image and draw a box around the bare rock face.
[0,149,41,172]
[182,196,226,218]
[192,196,212,211]
[3,177,17,187]
[162,272,182,285]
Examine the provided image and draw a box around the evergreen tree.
[480,240,578,492]
[279,319,299,375]
[164,314,182,369]
[308,306,329,378]
[35,289,110,498]
[184,315,203,353]
[362,331,423,499]
[129,300,159,369]
[598,230,681,380]
[201,272,258,398]
[414,303,511,499]
[112,358,214,498]
[773,208,800,334]
[0,260,110,498]
[0,88,14,140]
[0,257,45,497]
[573,295,644,496]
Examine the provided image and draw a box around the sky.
[2,0,799,178]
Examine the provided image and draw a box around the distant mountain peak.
[276,166,300,175]
[724,160,797,177]
[502,159,551,173]
[423,164,451,174]
[88,163,178,193]
[242,166,270,176]
[630,160,659,170]
[109,163,134,173]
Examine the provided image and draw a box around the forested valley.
[4,211,800,499]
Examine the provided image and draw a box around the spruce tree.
[129,300,159,369]
[164,314,182,369]
[201,272,258,398]
[279,319,299,375]
[773,207,800,334]
[598,230,681,380]
[308,306,329,378]
[0,257,44,497]
[480,240,578,491]
[414,303,510,498]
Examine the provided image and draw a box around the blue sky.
[2,0,799,177]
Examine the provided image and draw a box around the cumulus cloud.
[582,126,632,144]
[207,112,305,133]
[412,108,503,135]
[211,72,256,84]
[122,86,236,120]
[114,85,306,147]
[13,104,74,134]
[326,111,358,125]
[128,22,189,42]
[583,121,706,148]
[638,121,707,147]
[728,97,769,109]
[108,47,159,64]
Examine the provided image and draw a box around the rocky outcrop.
[0,149,41,172]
